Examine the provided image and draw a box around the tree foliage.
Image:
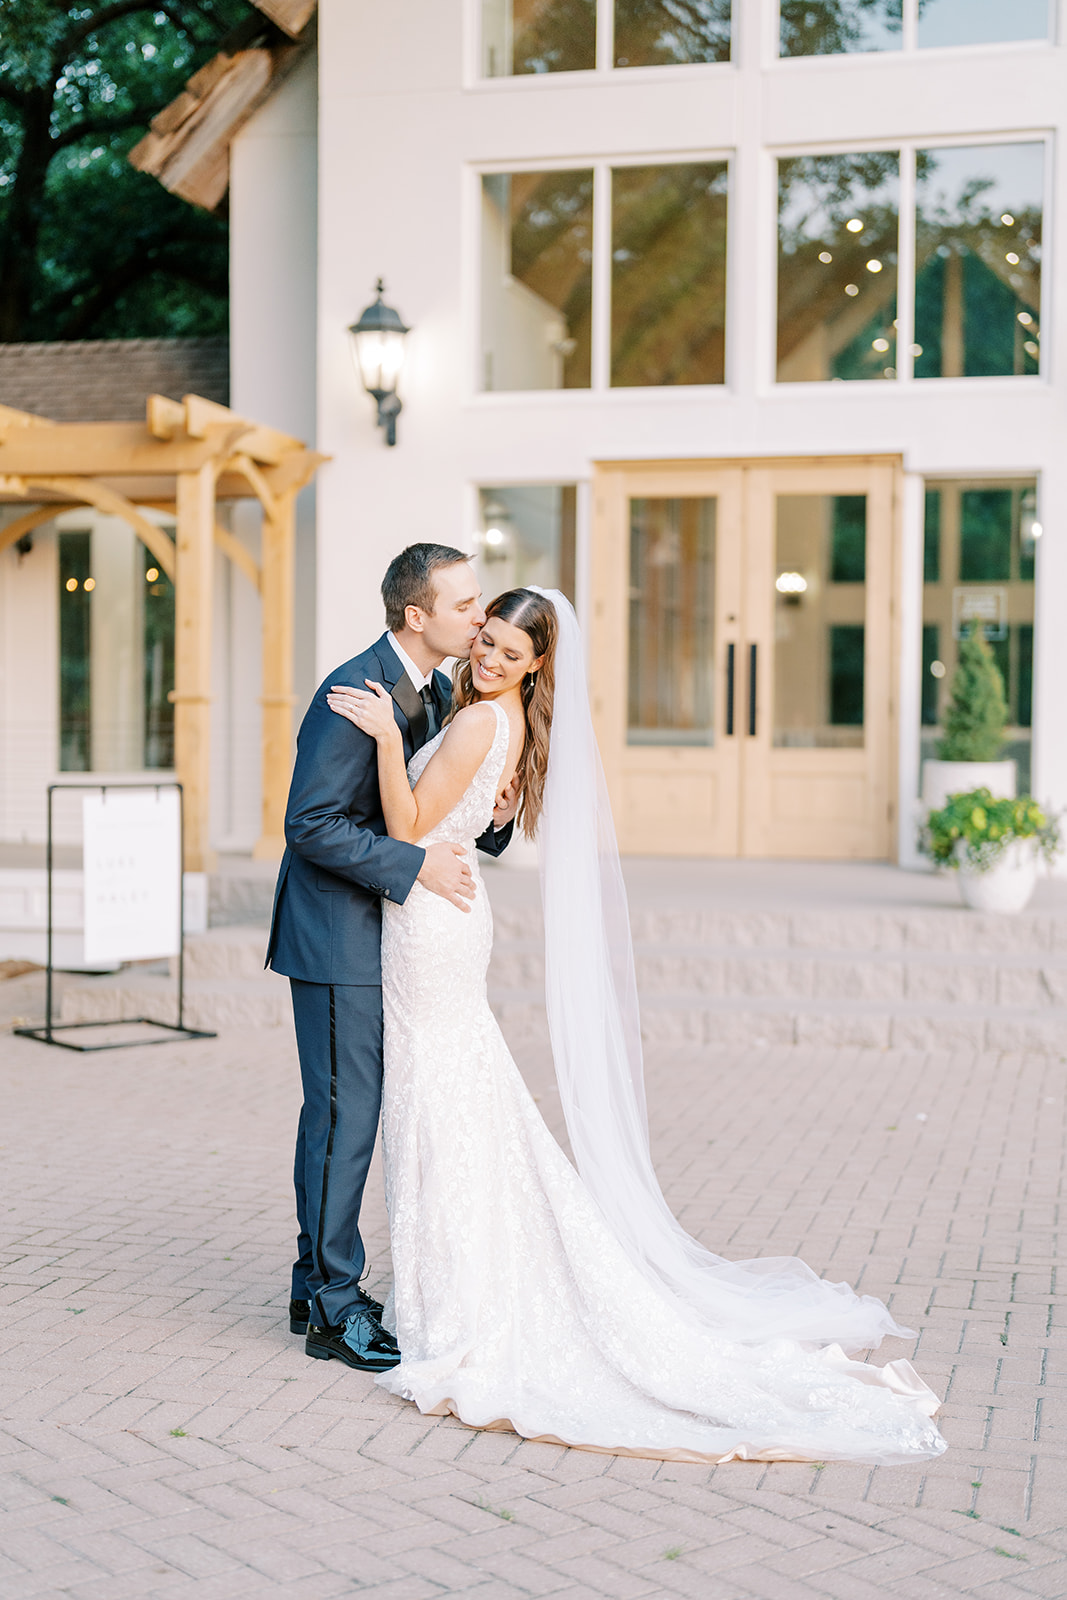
[938,621,1009,763]
[0,0,255,342]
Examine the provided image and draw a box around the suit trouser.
[289,979,383,1327]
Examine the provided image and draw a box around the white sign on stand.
[82,789,182,965]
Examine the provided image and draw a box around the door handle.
[747,643,758,737]
[725,642,736,736]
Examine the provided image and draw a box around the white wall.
[229,46,319,845]
[311,0,1066,832]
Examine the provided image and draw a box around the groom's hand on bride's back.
[417,842,475,911]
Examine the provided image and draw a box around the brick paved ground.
[1,971,1066,1598]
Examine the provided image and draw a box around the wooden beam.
[0,421,247,478]
[174,465,217,872]
[253,486,297,861]
[185,395,302,464]
[252,0,316,37]
[0,504,62,557]
[22,477,176,579]
[0,403,54,438]
[226,453,278,519]
[146,394,187,440]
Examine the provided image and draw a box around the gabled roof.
[129,0,316,212]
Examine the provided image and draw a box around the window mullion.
[591,163,613,389]
[596,0,614,71]
[896,144,917,383]
[901,0,918,53]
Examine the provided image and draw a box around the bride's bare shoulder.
[441,701,497,758]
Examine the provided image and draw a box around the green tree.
[0,0,255,342]
[938,621,1009,762]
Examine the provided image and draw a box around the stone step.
[489,991,1067,1055]
[488,941,1067,1005]
[60,970,291,1032]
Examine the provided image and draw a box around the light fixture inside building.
[929,659,946,679]
[1020,488,1042,557]
[776,571,808,599]
[1001,212,1015,226]
[481,500,513,560]
[348,279,410,447]
[845,218,863,233]
[844,283,860,297]
[866,259,883,273]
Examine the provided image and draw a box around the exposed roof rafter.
[129,2,316,212]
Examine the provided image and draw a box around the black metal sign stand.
[14,781,216,1052]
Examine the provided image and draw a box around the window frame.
[470,151,736,401]
[767,129,1052,394]
[770,0,1058,67]
[464,0,738,87]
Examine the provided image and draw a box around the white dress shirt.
[386,631,434,693]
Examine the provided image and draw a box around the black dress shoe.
[305,1307,401,1371]
[290,1290,384,1335]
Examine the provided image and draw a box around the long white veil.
[530,587,911,1351]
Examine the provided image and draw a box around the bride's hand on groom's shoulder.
[327,682,398,743]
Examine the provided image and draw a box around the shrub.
[937,621,1008,762]
[921,788,1060,873]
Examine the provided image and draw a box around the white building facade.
[307,0,1064,863]
[2,0,1064,876]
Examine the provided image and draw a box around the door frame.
[590,454,905,859]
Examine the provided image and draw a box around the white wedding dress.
[376,701,946,1464]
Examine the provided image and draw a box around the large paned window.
[777,140,1044,384]
[57,522,176,773]
[477,485,578,599]
[921,479,1037,791]
[614,1,730,66]
[778,0,1051,56]
[917,0,1050,49]
[780,1,901,57]
[777,154,899,383]
[612,162,728,386]
[480,0,731,76]
[481,170,594,391]
[482,161,729,392]
[915,143,1043,380]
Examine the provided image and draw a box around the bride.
[325,586,946,1465]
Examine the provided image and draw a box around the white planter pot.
[921,759,1016,814]
[957,838,1038,915]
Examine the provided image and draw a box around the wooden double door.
[590,457,901,858]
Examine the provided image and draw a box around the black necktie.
[419,684,439,742]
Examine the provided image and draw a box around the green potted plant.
[921,621,1016,814]
[920,788,1060,913]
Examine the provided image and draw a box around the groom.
[266,544,515,1370]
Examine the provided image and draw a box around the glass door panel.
[773,495,867,750]
[628,497,716,745]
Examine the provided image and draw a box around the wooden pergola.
[0,394,325,871]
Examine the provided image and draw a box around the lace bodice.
[405,700,510,848]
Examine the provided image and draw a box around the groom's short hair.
[382,543,471,631]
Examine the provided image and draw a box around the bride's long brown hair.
[451,588,558,838]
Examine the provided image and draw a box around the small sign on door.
[952,587,1007,641]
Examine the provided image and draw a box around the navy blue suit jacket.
[267,632,511,984]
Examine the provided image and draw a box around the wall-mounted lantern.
[348,279,409,446]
